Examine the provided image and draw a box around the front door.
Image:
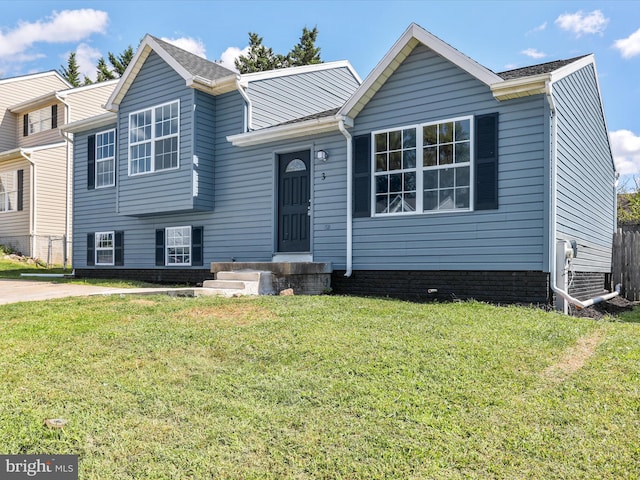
[277,151,310,252]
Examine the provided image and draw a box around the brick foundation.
[331,270,552,304]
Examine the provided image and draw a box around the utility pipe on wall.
[338,118,353,277]
[545,82,620,311]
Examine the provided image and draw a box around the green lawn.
[0,295,638,479]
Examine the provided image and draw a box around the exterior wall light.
[315,149,329,162]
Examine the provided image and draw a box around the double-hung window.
[129,100,179,175]
[95,129,115,188]
[95,232,114,265]
[0,171,17,212]
[373,116,473,215]
[166,226,191,266]
[25,105,56,135]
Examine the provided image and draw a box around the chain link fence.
[0,234,71,268]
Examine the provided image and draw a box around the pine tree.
[288,27,321,67]
[108,46,134,77]
[96,57,116,82]
[59,52,81,87]
[235,33,280,73]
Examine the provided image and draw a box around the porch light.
[315,149,329,162]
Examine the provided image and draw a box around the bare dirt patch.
[181,303,276,327]
[543,329,605,383]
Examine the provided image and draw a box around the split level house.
[64,24,617,306]
[0,72,117,264]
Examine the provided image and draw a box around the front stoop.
[209,262,333,295]
[200,271,274,297]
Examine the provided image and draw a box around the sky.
[1,0,640,188]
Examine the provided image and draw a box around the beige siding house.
[0,72,117,264]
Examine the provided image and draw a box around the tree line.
[59,27,322,87]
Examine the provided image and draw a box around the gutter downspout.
[546,82,621,310]
[19,150,36,257]
[235,80,253,132]
[56,93,72,268]
[338,118,353,277]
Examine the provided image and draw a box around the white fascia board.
[188,74,239,95]
[340,23,503,118]
[9,92,58,113]
[239,60,361,87]
[549,54,594,83]
[22,142,66,153]
[0,70,70,88]
[58,79,119,96]
[490,73,550,101]
[0,147,23,162]
[61,112,117,134]
[228,115,353,147]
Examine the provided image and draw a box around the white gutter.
[56,93,72,266]
[235,80,253,131]
[19,150,36,257]
[338,119,353,277]
[546,82,620,311]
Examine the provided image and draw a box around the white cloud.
[555,10,609,37]
[521,48,547,59]
[74,43,102,82]
[161,36,206,58]
[527,22,547,35]
[0,9,108,58]
[218,46,249,72]
[610,129,640,175]
[614,28,640,59]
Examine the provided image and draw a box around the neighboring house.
[0,72,117,264]
[66,24,616,306]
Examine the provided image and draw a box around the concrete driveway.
[0,279,195,305]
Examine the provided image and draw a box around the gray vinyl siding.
[554,64,616,273]
[351,44,547,271]
[193,90,215,211]
[116,51,197,216]
[248,67,359,129]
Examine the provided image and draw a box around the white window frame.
[166,226,191,266]
[95,231,115,266]
[371,115,474,217]
[0,170,18,213]
[96,129,116,188]
[27,106,53,135]
[128,100,180,176]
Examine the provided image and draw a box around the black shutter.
[192,226,203,266]
[17,169,23,211]
[86,233,95,266]
[114,231,124,266]
[23,115,28,136]
[87,134,96,190]
[353,134,371,218]
[474,113,499,210]
[51,104,58,129]
[155,229,165,266]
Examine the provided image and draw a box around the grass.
[0,294,639,479]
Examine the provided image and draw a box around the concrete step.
[196,287,247,297]
[202,280,246,289]
[217,271,266,282]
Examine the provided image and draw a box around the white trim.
[239,60,362,86]
[340,23,503,118]
[95,231,115,266]
[128,99,180,176]
[491,74,549,101]
[61,112,117,134]
[370,115,474,217]
[58,78,119,96]
[105,35,237,111]
[228,115,353,147]
[95,128,116,188]
[165,225,192,266]
[549,54,594,83]
[0,70,70,87]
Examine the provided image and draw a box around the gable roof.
[0,70,70,88]
[340,23,598,116]
[105,34,238,111]
[340,23,503,118]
